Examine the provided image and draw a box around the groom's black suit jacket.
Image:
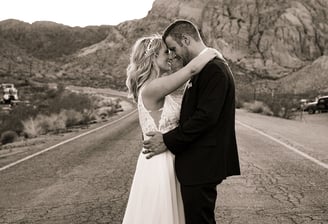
[163,58,240,185]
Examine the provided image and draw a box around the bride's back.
[137,90,180,140]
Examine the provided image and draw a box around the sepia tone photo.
[0,0,327,223]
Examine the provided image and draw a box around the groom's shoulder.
[204,57,228,72]
[212,57,229,67]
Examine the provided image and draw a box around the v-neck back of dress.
[137,88,181,140]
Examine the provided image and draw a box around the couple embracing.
[122,19,240,224]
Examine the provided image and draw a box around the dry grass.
[243,101,273,116]
[0,85,124,146]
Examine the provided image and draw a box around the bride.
[122,34,221,224]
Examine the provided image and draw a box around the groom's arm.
[163,60,230,155]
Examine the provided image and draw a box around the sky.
[0,0,155,27]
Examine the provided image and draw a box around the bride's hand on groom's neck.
[206,48,224,61]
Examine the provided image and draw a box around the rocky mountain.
[279,55,328,94]
[0,19,112,59]
[0,0,327,96]
[148,0,327,94]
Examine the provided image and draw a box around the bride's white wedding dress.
[122,90,185,224]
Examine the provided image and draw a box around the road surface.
[0,109,327,224]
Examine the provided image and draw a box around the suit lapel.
[180,74,199,119]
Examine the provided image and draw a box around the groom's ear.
[181,34,191,46]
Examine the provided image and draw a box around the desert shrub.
[94,97,113,108]
[30,84,92,116]
[97,106,115,120]
[0,104,39,136]
[246,92,305,119]
[45,85,64,99]
[62,109,95,127]
[2,84,120,139]
[265,94,300,119]
[60,109,83,127]
[46,91,93,114]
[36,114,66,133]
[22,108,95,138]
[91,96,122,120]
[0,130,18,145]
[243,101,273,116]
[22,114,65,137]
[21,117,43,138]
[235,98,244,109]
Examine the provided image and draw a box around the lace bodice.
[138,91,180,140]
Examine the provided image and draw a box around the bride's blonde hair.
[126,34,164,102]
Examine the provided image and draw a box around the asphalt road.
[0,110,327,224]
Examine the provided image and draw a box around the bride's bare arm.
[143,48,220,101]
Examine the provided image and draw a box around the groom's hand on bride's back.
[143,131,167,159]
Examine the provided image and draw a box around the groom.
[143,19,240,224]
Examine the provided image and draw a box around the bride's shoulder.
[139,84,152,99]
[140,81,161,100]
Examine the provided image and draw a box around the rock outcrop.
[0,0,327,95]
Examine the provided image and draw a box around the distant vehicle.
[1,83,18,104]
[304,96,328,114]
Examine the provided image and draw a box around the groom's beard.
[180,56,188,66]
[181,51,192,66]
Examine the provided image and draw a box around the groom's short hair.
[162,19,201,45]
